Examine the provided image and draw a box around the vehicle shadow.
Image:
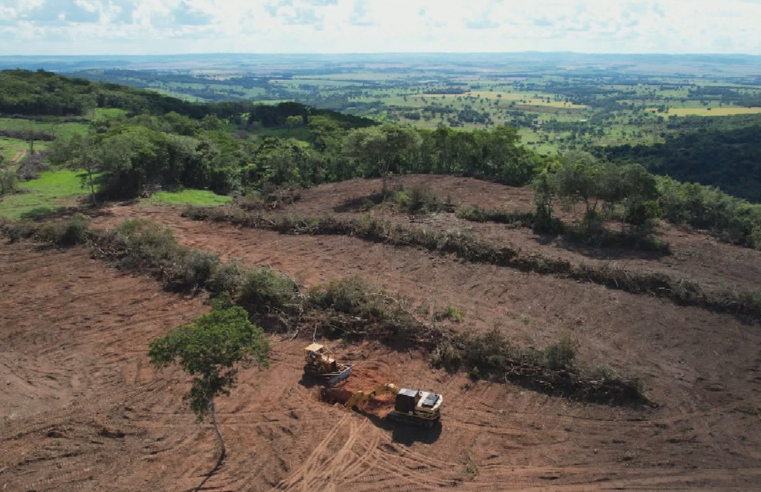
[363,411,442,445]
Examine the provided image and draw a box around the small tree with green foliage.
[343,125,422,195]
[148,306,270,478]
[0,154,15,197]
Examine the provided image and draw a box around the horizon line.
[1,51,760,58]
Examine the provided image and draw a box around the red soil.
[3,176,761,490]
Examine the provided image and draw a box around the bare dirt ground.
[3,175,761,490]
[280,175,761,293]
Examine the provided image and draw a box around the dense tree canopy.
[597,125,761,202]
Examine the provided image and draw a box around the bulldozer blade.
[327,365,352,386]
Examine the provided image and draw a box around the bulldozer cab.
[305,344,337,370]
[305,343,325,363]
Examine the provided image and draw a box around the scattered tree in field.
[68,135,101,204]
[148,306,270,482]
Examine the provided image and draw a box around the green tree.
[616,164,659,228]
[70,135,102,204]
[201,114,223,132]
[285,115,304,128]
[0,154,17,197]
[148,306,270,481]
[552,151,607,230]
[531,169,560,234]
[343,125,421,194]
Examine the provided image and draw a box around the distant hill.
[0,69,376,129]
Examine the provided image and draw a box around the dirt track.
[10,148,27,165]
[3,176,761,490]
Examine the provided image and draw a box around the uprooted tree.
[148,306,270,487]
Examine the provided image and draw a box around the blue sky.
[1,0,760,55]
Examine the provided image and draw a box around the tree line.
[9,69,760,250]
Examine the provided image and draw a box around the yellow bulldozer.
[345,383,443,428]
[303,343,353,386]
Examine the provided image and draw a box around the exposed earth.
[2,175,761,491]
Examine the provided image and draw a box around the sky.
[1,0,760,56]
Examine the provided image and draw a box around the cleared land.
[2,175,761,490]
[665,107,761,117]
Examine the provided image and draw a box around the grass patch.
[0,170,90,219]
[0,117,89,140]
[149,189,233,207]
[94,108,128,120]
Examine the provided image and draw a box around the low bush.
[308,276,426,341]
[0,169,18,196]
[1,219,36,242]
[544,333,578,371]
[429,342,462,371]
[164,249,220,291]
[461,328,517,375]
[456,205,535,229]
[239,267,300,315]
[562,226,671,254]
[111,219,183,269]
[237,186,302,211]
[397,186,455,214]
[208,260,248,296]
[35,213,91,246]
[434,302,463,322]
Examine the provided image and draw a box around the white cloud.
[0,0,759,54]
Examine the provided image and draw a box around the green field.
[666,107,761,117]
[0,170,90,219]
[148,189,233,206]
[0,117,89,140]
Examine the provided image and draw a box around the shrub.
[456,205,536,229]
[1,220,36,243]
[35,214,91,247]
[308,276,426,341]
[239,267,300,314]
[309,276,375,316]
[544,333,578,371]
[164,249,221,291]
[435,302,463,322]
[114,219,182,268]
[462,328,516,375]
[0,169,18,196]
[430,342,462,372]
[209,260,249,296]
[385,186,455,214]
